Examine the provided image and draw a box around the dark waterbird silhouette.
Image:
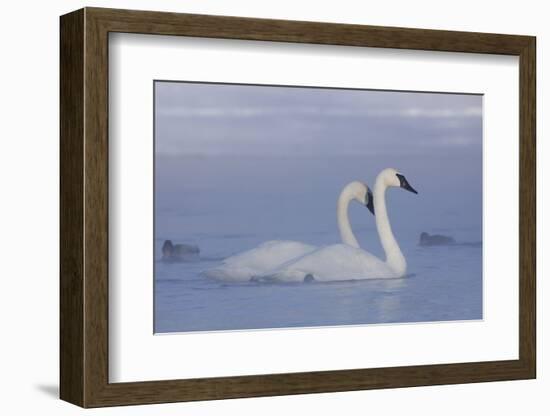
[162,240,200,262]
[419,232,456,246]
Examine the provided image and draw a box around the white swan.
[203,181,374,282]
[262,168,417,282]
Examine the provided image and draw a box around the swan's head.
[345,181,375,215]
[381,168,418,194]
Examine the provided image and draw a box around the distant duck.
[162,240,200,262]
[419,232,455,246]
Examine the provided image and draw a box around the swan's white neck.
[374,175,406,277]
[337,183,361,248]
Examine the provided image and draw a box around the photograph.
[153,81,483,333]
[50,4,541,409]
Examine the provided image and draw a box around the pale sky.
[154,81,482,158]
[155,80,483,247]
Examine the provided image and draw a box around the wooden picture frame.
[60,7,536,408]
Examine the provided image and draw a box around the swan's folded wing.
[222,240,316,269]
[204,240,317,281]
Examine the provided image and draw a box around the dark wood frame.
[60,7,536,408]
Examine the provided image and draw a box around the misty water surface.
[154,82,483,333]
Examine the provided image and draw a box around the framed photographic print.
[60,7,536,408]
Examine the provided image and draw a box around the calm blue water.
[154,231,482,333]
[154,155,482,333]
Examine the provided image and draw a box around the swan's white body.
[262,244,396,282]
[202,240,316,282]
[262,169,410,282]
[203,181,370,282]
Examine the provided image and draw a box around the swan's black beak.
[396,173,418,194]
[365,188,375,215]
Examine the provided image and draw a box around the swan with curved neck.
[372,168,417,276]
[337,181,374,248]
[263,168,417,282]
[203,180,374,281]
